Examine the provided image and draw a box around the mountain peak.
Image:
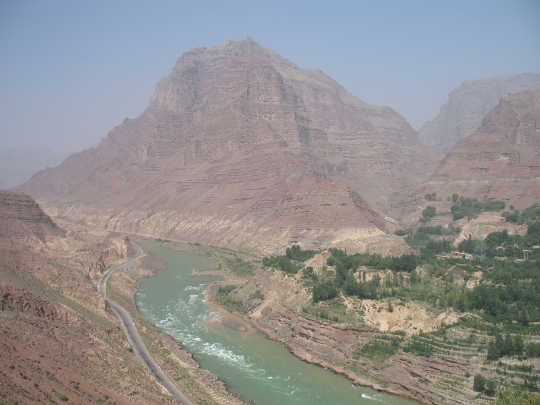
[21,39,437,253]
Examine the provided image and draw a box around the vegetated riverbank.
[134,239,420,405]
[204,250,491,405]
[107,239,248,405]
[205,282,427,405]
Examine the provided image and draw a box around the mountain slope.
[419,73,540,153]
[0,191,242,404]
[21,38,437,252]
[423,90,540,208]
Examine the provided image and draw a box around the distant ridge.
[419,73,540,153]
[422,90,540,208]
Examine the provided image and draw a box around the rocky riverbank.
[205,259,479,405]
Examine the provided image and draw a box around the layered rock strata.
[423,90,540,208]
[419,73,540,153]
[20,38,438,252]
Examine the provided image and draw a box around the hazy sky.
[1,0,539,155]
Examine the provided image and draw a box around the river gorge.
[135,240,418,405]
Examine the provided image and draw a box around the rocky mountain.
[419,73,540,153]
[423,90,540,208]
[20,38,437,252]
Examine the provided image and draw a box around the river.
[136,240,419,405]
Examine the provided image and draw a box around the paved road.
[99,240,194,405]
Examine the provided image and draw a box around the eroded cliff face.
[0,192,174,404]
[211,263,473,405]
[419,73,540,153]
[423,90,540,208]
[0,285,60,320]
[20,38,438,252]
[0,191,63,241]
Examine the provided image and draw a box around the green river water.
[136,241,419,405]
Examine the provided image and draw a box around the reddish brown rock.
[0,191,63,241]
[423,90,540,208]
[0,285,59,320]
[20,38,437,252]
[419,73,540,153]
[0,190,219,404]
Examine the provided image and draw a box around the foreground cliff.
[20,38,437,252]
[0,191,242,404]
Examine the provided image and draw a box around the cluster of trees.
[262,244,315,274]
[421,206,437,222]
[474,223,540,258]
[453,217,540,259]
[421,239,453,255]
[327,248,417,273]
[496,389,540,405]
[467,269,538,324]
[452,226,539,323]
[503,204,540,225]
[487,333,524,360]
[312,281,338,303]
[262,255,301,274]
[525,342,540,358]
[215,285,246,313]
[285,244,317,261]
[474,374,497,396]
[424,192,437,201]
[279,220,540,327]
[355,335,402,362]
[457,235,483,254]
[310,249,420,303]
[451,196,506,220]
[401,225,457,256]
[403,335,434,357]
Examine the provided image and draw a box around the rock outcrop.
[419,73,540,153]
[0,285,60,320]
[0,190,63,241]
[0,190,215,404]
[423,90,540,208]
[20,38,438,252]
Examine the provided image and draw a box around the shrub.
[474,374,486,392]
[391,254,417,273]
[403,336,433,357]
[355,336,402,363]
[452,196,506,220]
[285,244,317,261]
[421,206,437,222]
[525,342,540,357]
[313,281,338,303]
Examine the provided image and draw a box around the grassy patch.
[354,335,403,366]
[403,335,434,357]
[223,256,255,277]
[215,285,246,313]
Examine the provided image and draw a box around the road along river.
[136,240,419,405]
[99,240,194,405]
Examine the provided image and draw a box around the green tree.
[473,374,486,392]
[421,206,437,222]
[313,281,338,303]
[497,389,540,405]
